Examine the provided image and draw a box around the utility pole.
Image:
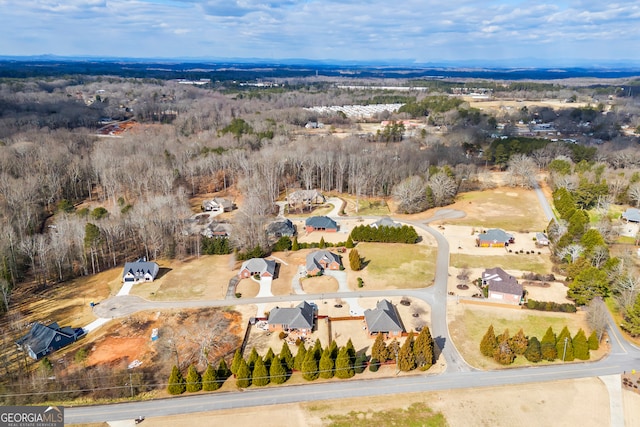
[562,337,569,361]
[129,372,134,398]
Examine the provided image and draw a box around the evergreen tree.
[345,339,356,364]
[302,351,319,381]
[293,342,307,371]
[371,333,388,362]
[509,328,529,355]
[269,356,288,384]
[622,292,640,335]
[480,324,498,357]
[328,340,339,360]
[588,330,600,350]
[556,326,574,361]
[263,347,275,370]
[311,338,323,360]
[167,365,186,395]
[349,249,362,271]
[387,338,400,364]
[524,337,542,363]
[398,332,416,371]
[291,236,299,251]
[235,358,251,388]
[231,348,243,375]
[280,342,294,371]
[541,327,558,361]
[185,364,202,392]
[573,328,590,360]
[345,235,354,249]
[493,330,516,365]
[334,346,354,379]
[217,358,231,380]
[252,357,270,386]
[202,364,220,391]
[414,327,434,369]
[319,348,335,379]
[319,237,326,249]
[248,347,260,370]
[354,353,368,374]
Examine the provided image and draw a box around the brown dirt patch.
[301,276,338,293]
[86,336,148,367]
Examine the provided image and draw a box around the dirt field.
[110,377,640,427]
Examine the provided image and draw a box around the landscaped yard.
[447,303,606,369]
[352,242,437,289]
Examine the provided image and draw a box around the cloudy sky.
[0,0,639,65]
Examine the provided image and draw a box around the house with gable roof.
[364,299,405,337]
[122,259,159,283]
[305,216,338,233]
[305,250,342,275]
[16,322,86,360]
[239,258,277,279]
[268,301,316,333]
[266,218,296,239]
[371,217,402,229]
[202,197,235,213]
[476,229,514,247]
[482,267,523,304]
[622,208,640,223]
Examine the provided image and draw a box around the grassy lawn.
[448,189,549,232]
[320,402,446,427]
[450,253,551,274]
[354,243,436,289]
[449,304,595,369]
[335,194,391,216]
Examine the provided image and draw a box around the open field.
[351,243,437,289]
[447,303,605,369]
[450,253,551,274]
[80,376,640,427]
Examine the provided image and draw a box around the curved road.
[67,196,640,424]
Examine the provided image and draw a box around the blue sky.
[0,0,639,65]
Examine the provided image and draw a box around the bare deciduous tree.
[429,172,457,207]
[392,175,426,214]
[507,154,537,188]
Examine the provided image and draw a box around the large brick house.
[482,267,523,304]
[364,299,405,337]
[305,216,338,233]
[305,250,342,275]
[476,229,514,247]
[268,301,315,333]
[238,258,276,279]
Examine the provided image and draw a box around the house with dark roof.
[239,258,277,279]
[305,250,342,275]
[305,216,338,233]
[482,267,523,304]
[16,322,86,360]
[371,217,401,228]
[622,208,640,223]
[122,259,159,283]
[202,222,232,238]
[476,229,514,247]
[268,301,315,333]
[266,218,296,239]
[364,299,405,337]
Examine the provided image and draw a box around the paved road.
[69,204,640,424]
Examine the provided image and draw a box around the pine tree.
[349,249,362,271]
[573,328,590,360]
[398,332,416,371]
[167,365,186,395]
[371,333,388,362]
[185,364,202,392]
[231,348,243,375]
[493,330,516,365]
[541,327,558,361]
[291,236,299,251]
[354,353,368,374]
[334,346,354,379]
[319,348,335,379]
[248,347,260,370]
[302,351,319,381]
[480,324,498,357]
[588,330,599,350]
[280,342,294,371]
[509,328,529,355]
[329,340,339,360]
[269,356,288,384]
[252,357,270,386]
[319,237,326,249]
[235,358,251,388]
[345,339,356,364]
[556,326,574,361]
[345,235,354,249]
[311,338,323,360]
[524,337,542,363]
[414,327,434,369]
[293,342,307,371]
[202,364,220,391]
[217,358,230,380]
[622,292,640,335]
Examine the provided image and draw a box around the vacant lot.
[447,303,606,369]
[353,243,437,289]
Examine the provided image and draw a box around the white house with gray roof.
[371,217,401,228]
[122,259,159,283]
[622,208,640,223]
[364,299,405,337]
[268,301,315,332]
